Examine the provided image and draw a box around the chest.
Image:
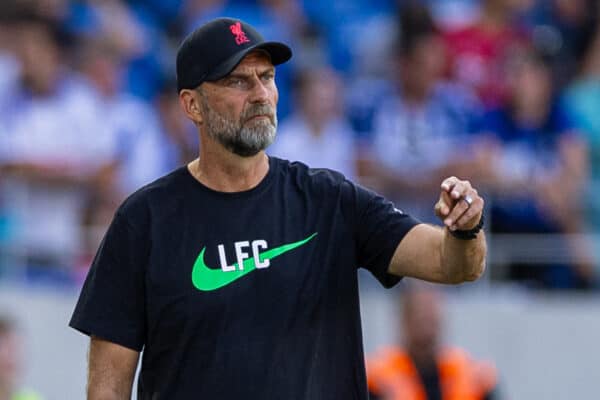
[141,192,357,333]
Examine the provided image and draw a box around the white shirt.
[270,114,357,180]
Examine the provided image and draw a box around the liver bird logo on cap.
[230,21,250,45]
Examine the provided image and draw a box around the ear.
[179,89,203,125]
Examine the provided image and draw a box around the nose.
[249,79,271,104]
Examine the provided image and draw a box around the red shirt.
[443,24,529,108]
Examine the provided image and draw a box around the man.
[367,284,498,400]
[70,18,487,399]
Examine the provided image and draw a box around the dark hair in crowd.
[397,2,439,56]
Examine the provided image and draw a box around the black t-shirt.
[70,157,420,399]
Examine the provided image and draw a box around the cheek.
[210,99,241,121]
[270,81,279,105]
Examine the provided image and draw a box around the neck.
[401,78,431,105]
[513,99,548,127]
[306,116,326,138]
[189,136,270,192]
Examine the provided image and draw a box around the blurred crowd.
[0,0,599,290]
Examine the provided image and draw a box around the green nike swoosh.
[191,233,317,291]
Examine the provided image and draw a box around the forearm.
[88,375,134,400]
[389,177,487,284]
[88,338,139,400]
[441,229,486,283]
[88,388,132,400]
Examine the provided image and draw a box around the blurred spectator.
[475,50,593,289]
[74,37,173,266]
[565,10,600,284]
[523,0,599,90]
[155,80,198,170]
[67,0,164,99]
[0,14,116,278]
[443,0,532,109]
[0,316,42,400]
[76,37,171,196]
[367,283,498,400]
[358,3,483,222]
[301,0,397,76]
[269,67,357,179]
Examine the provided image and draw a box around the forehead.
[230,50,274,74]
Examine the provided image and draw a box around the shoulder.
[367,346,412,386]
[274,156,351,190]
[480,107,511,131]
[116,167,189,227]
[435,82,481,109]
[438,347,498,391]
[375,94,403,115]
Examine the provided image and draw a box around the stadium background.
[0,0,599,398]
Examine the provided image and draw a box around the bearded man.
[70,18,487,400]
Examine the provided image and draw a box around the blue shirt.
[479,100,577,232]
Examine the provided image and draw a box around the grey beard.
[203,101,277,157]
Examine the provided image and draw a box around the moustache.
[242,104,276,124]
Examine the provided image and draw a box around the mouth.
[246,115,272,123]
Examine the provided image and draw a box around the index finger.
[441,176,459,192]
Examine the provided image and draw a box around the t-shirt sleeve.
[352,183,421,287]
[69,210,148,351]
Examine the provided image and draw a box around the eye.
[261,72,275,82]
[227,78,247,89]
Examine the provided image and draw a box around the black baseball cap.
[176,18,292,91]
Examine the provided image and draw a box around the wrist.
[448,214,484,240]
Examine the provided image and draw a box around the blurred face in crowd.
[16,22,61,95]
[400,34,446,97]
[0,328,21,392]
[508,55,552,115]
[193,51,279,157]
[79,41,124,98]
[297,68,342,129]
[402,287,443,357]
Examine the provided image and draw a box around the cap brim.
[204,41,292,82]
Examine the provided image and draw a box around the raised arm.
[388,177,486,283]
[88,337,140,400]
